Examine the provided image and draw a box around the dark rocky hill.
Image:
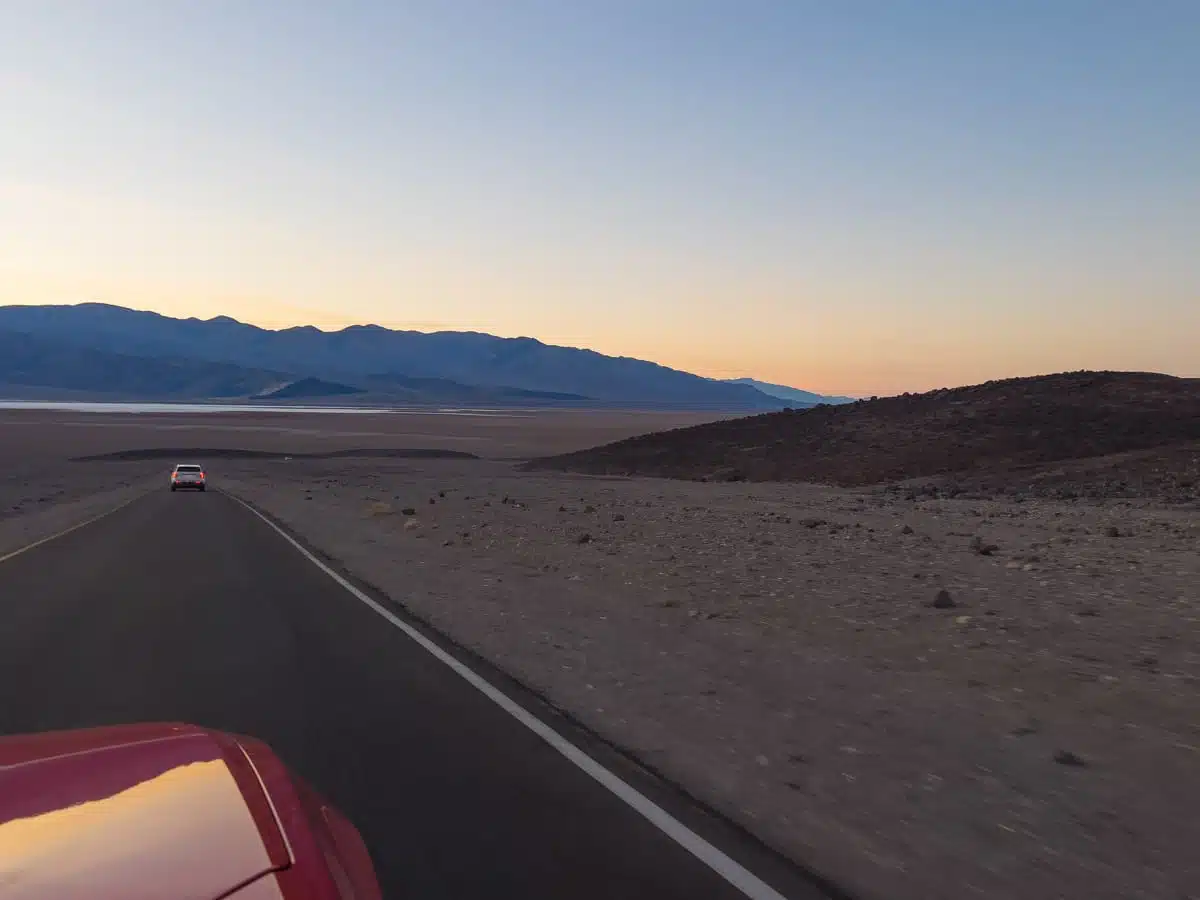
[528,371,1200,500]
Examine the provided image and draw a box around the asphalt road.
[0,489,822,900]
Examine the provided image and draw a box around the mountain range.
[0,303,851,409]
[719,377,854,406]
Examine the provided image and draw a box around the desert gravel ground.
[0,408,710,559]
[0,448,161,557]
[218,458,1200,900]
[3,409,1197,900]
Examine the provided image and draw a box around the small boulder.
[1053,750,1088,767]
[930,589,956,609]
[970,535,999,555]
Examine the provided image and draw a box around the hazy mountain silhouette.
[720,377,854,406]
[0,327,287,399]
[0,303,791,408]
[0,327,600,405]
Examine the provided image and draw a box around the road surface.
[0,489,826,899]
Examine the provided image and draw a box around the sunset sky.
[1,1,1196,396]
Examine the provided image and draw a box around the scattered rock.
[401,507,416,516]
[576,533,593,544]
[930,589,957,609]
[1105,526,1121,538]
[970,535,999,555]
[403,519,420,531]
[613,513,626,522]
[799,518,826,529]
[429,497,436,505]
[1053,750,1088,767]
[901,525,914,534]
[585,505,596,514]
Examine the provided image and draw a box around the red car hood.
[0,723,291,900]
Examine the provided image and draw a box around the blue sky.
[1,1,1196,394]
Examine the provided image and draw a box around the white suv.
[170,464,207,492]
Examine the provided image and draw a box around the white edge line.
[227,493,792,900]
[0,491,146,566]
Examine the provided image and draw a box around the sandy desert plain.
[1,405,1197,900]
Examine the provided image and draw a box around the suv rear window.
[175,465,202,472]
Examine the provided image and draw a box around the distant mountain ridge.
[0,326,603,405]
[0,303,821,409]
[0,327,287,399]
[719,377,854,407]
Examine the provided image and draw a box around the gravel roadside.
[0,463,160,559]
[218,458,1200,900]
